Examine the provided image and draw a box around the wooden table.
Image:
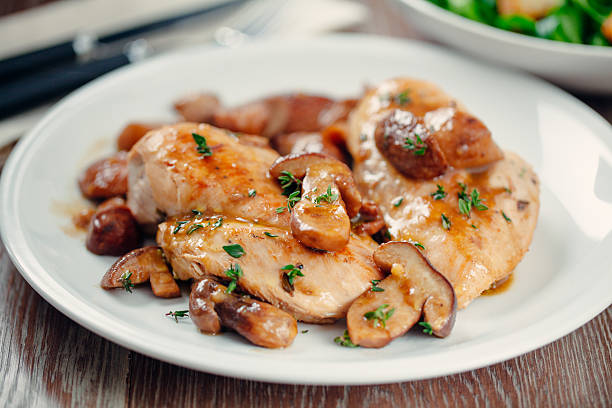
[1,1,610,406]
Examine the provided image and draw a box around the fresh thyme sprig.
[224,264,243,294]
[165,310,189,323]
[192,133,212,156]
[120,271,134,293]
[364,304,395,329]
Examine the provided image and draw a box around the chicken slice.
[158,216,382,323]
[348,78,540,308]
[127,123,289,228]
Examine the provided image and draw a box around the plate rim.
[1,33,611,385]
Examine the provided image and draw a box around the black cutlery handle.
[0,54,130,119]
[0,42,76,83]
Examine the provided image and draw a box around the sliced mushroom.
[174,93,221,123]
[101,246,164,289]
[189,278,297,348]
[374,109,448,179]
[86,205,140,256]
[269,152,362,251]
[347,242,456,348]
[78,151,128,199]
[117,123,160,151]
[351,200,386,236]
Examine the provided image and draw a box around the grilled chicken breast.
[127,123,289,228]
[347,78,540,308]
[158,216,382,323]
[128,122,382,321]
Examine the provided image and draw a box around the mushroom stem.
[189,278,298,348]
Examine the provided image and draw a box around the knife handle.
[0,53,130,119]
[0,42,76,84]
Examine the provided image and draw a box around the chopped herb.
[224,264,243,294]
[192,133,212,156]
[301,330,309,334]
[502,211,512,223]
[334,330,359,348]
[276,206,286,214]
[278,170,302,197]
[223,244,245,258]
[431,184,447,200]
[441,213,451,230]
[519,168,526,178]
[383,229,392,241]
[471,224,478,229]
[504,187,512,194]
[393,197,404,207]
[211,217,223,230]
[186,223,204,235]
[370,279,384,292]
[364,304,395,329]
[404,133,427,156]
[173,220,188,234]
[314,185,339,205]
[287,190,301,210]
[165,310,189,323]
[191,209,202,216]
[471,189,488,211]
[120,271,134,293]
[281,264,304,293]
[248,189,257,197]
[360,133,367,142]
[457,183,487,217]
[264,232,278,238]
[394,90,411,105]
[418,321,433,335]
[413,241,425,250]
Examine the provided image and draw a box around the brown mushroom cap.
[346,241,456,348]
[101,246,164,289]
[269,153,362,251]
[189,278,298,348]
[374,109,448,179]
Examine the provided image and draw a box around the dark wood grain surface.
[0,1,611,407]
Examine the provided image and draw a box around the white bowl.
[392,0,612,94]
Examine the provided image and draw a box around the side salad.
[426,0,612,46]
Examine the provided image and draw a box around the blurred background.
[0,0,610,161]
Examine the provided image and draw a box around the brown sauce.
[482,274,514,296]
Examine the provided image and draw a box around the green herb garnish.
[403,133,427,156]
[211,217,223,230]
[224,264,243,294]
[173,220,188,234]
[186,223,204,235]
[120,271,134,293]
[393,197,404,207]
[314,185,339,205]
[334,330,359,348]
[281,264,304,293]
[364,304,395,329]
[458,183,487,217]
[413,241,425,250]
[441,213,451,230]
[276,206,286,214]
[223,244,245,258]
[431,184,447,200]
[278,170,302,197]
[248,189,257,197]
[165,310,189,323]
[370,279,384,292]
[394,90,411,105]
[502,211,512,223]
[191,209,202,216]
[192,133,212,156]
[301,330,309,334]
[419,321,433,335]
[264,232,278,238]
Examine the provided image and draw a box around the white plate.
[392,0,612,94]
[1,35,611,385]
